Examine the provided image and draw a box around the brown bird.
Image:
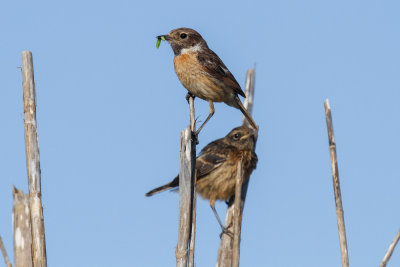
[157,28,258,135]
[146,126,258,233]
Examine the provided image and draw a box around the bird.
[145,126,258,234]
[157,28,258,135]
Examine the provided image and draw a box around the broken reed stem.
[22,51,47,267]
[217,68,256,267]
[232,160,243,267]
[188,95,197,267]
[176,127,193,267]
[13,187,33,267]
[324,99,349,267]
[0,235,12,267]
[380,228,400,267]
[176,96,197,267]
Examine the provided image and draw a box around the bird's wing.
[196,152,226,179]
[197,50,246,97]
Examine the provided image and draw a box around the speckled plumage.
[145,126,258,207]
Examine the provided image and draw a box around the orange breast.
[174,53,191,69]
[173,53,199,88]
[173,53,228,102]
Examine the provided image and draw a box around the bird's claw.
[186,93,195,104]
[191,131,199,145]
[225,196,235,206]
[219,227,234,239]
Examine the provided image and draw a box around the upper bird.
[157,28,258,135]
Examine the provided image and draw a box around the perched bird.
[157,28,258,135]
[146,126,258,234]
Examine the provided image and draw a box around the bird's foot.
[191,131,199,145]
[225,196,235,207]
[219,227,234,239]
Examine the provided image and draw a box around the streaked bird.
[146,126,258,234]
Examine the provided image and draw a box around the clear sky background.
[1,0,399,266]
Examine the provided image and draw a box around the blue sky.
[1,0,399,266]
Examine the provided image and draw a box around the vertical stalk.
[176,96,197,267]
[13,187,33,267]
[21,51,47,267]
[188,96,197,267]
[232,160,243,267]
[324,99,349,267]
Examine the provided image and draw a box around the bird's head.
[225,126,258,151]
[157,28,208,56]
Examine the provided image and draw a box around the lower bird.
[146,126,258,235]
[157,28,258,135]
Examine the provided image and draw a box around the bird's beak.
[240,128,258,142]
[251,128,258,141]
[240,135,249,141]
[156,34,170,41]
[240,132,255,141]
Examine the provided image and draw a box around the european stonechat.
[157,28,258,134]
[146,126,258,233]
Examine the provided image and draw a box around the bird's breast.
[196,150,256,202]
[173,53,229,102]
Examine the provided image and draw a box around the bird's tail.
[235,96,258,130]
[145,177,179,197]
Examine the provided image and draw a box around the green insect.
[156,36,165,49]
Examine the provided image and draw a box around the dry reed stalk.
[176,95,197,267]
[21,51,47,267]
[13,187,33,267]
[324,99,349,267]
[0,235,12,267]
[232,160,243,267]
[380,228,400,267]
[188,95,197,267]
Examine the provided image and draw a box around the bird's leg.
[185,92,195,104]
[210,200,233,239]
[185,92,199,144]
[211,204,225,230]
[195,100,215,136]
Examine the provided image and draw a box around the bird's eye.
[233,133,240,140]
[180,33,187,39]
